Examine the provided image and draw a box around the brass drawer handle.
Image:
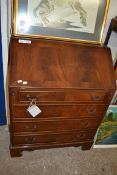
[93,95,102,101]
[26,94,39,101]
[82,121,89,127]
[25,137,36,144]
[87,107,96,114]
[26,124,37,130]
[76,133,86,139]
[107,92,113,99]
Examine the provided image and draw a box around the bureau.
[8,37,116,157]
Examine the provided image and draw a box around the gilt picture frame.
[12,0,110,44]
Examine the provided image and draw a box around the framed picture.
[12,0,110,44]
[94,105,117,148]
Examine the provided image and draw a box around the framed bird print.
[12,0,110,44]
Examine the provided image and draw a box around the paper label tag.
[19,39,31,44]
[17,80,22,84]
[27,105,41,117]
[23,81,28,85]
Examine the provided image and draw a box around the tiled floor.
[0,126,117,175]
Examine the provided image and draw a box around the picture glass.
[28,0,98,34]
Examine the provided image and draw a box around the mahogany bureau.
[8,36,116,157]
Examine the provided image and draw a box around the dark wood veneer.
[8,36,116,157]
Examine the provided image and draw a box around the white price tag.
[17,80,22,84]
[27,105,41,117]
[23,81,28,85]
[19,39,31,44]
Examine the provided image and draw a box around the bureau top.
[9,37,116,89]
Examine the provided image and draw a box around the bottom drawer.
[12,130,95,146]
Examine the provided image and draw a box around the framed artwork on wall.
[94,105,117,148]
[12,0,110,44]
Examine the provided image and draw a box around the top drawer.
[18,89,113,103]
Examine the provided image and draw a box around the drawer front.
[12,130,95,145]
[12,104,107,119]
[19,90,112,103]
[13,118,99,133]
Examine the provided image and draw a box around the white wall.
[1,0,11,121]
[1,0,117,117]
[1,0,9,86]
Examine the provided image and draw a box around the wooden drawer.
[12,130,95,146]
[12,104,107,119]
[12,118,99,133]
[18,89,112,103]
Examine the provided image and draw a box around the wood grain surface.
[8,37,116,157]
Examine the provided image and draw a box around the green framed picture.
[95,105,117,146]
